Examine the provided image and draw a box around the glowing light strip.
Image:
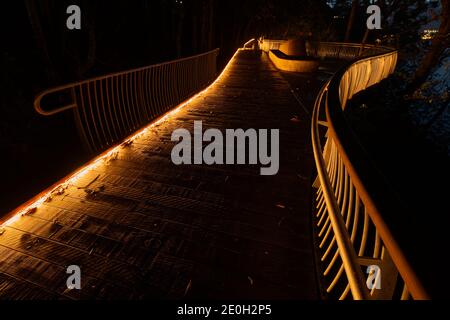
[1,48,242,228]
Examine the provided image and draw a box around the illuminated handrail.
[243,38,257,49]
[311,46,430,300]
[34,49,220,153]
[260,39,285,52]
[261,39,392,60]
[306,42,393,59]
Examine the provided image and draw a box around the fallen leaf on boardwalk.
[24,207,37,216]
[184,280,192,296]
[108,151,119,161]
[53,187,65,196]
[122,140,133,148]
[247,276,254,286]
[84,189,96,195]
[85,185,105,196]
[276,204,286,209]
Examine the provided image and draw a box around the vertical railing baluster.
[155,65,162,114]
[350,194,360,243]
[345,184,354,228]
[164,63,170,109]
[72,87,93,154]
[170,62,176,106]
[137,69,150,120]
[144,67,152,119]
[149,67,158,117]
[373,230,381,259]
[94,80,107,145]
[133,71,142,125]
[120,74,132,133]
[146,67,152,118]
[400,284,410,300]
[341,167,350,220]
[358,208,370,256]
[129,71,138,128]
[99,79,114,145]
[78,84,95,151]
[86,82,103,150]
[106,77,122,141]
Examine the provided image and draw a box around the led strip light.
[1,48,242,228]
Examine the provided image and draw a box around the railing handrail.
[312,81,370,300]
[309,41,392,50]
[260,39,392,54]
[322,47,429,299]
[311,43,430,299]
[33,48,220,153]
[34,48,220,116]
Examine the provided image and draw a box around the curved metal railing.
[34,49,219,153]
[260,38,285,52]
[305,41,393,60]
[261,39,392,60]
[311,46,430,300]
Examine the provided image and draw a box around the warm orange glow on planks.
[0,48,242,228]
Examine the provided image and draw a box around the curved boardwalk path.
[0,50,327,300]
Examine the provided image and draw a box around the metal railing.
[261,39,392,60]
[34,49,219,153]
[260,38,285,52]
[311,45,430,300]
[305,41,393,60]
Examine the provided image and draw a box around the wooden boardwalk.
[0,50,325,300]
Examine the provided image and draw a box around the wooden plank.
[0,51,323,299]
